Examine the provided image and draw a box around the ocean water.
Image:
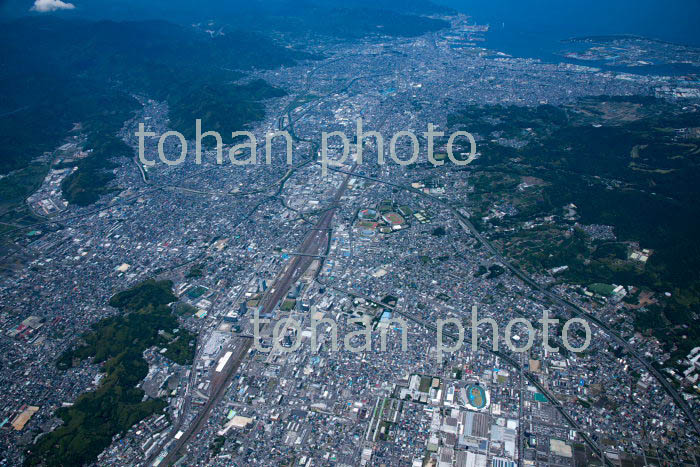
[438,0,700,72]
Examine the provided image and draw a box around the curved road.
[327,166,700,440]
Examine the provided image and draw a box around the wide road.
[159,170,352,466]
[328,166,700,440]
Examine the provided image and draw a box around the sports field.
[467,384,486,409]
[383,212,405,225]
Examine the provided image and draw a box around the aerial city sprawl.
[1,1,700,466]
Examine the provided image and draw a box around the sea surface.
[439,0,700,75]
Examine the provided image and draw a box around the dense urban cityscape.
[1,1,700,466]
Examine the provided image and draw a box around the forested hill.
[0,17,307,205]
[0,17,304,174]
[0,4,448,204]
